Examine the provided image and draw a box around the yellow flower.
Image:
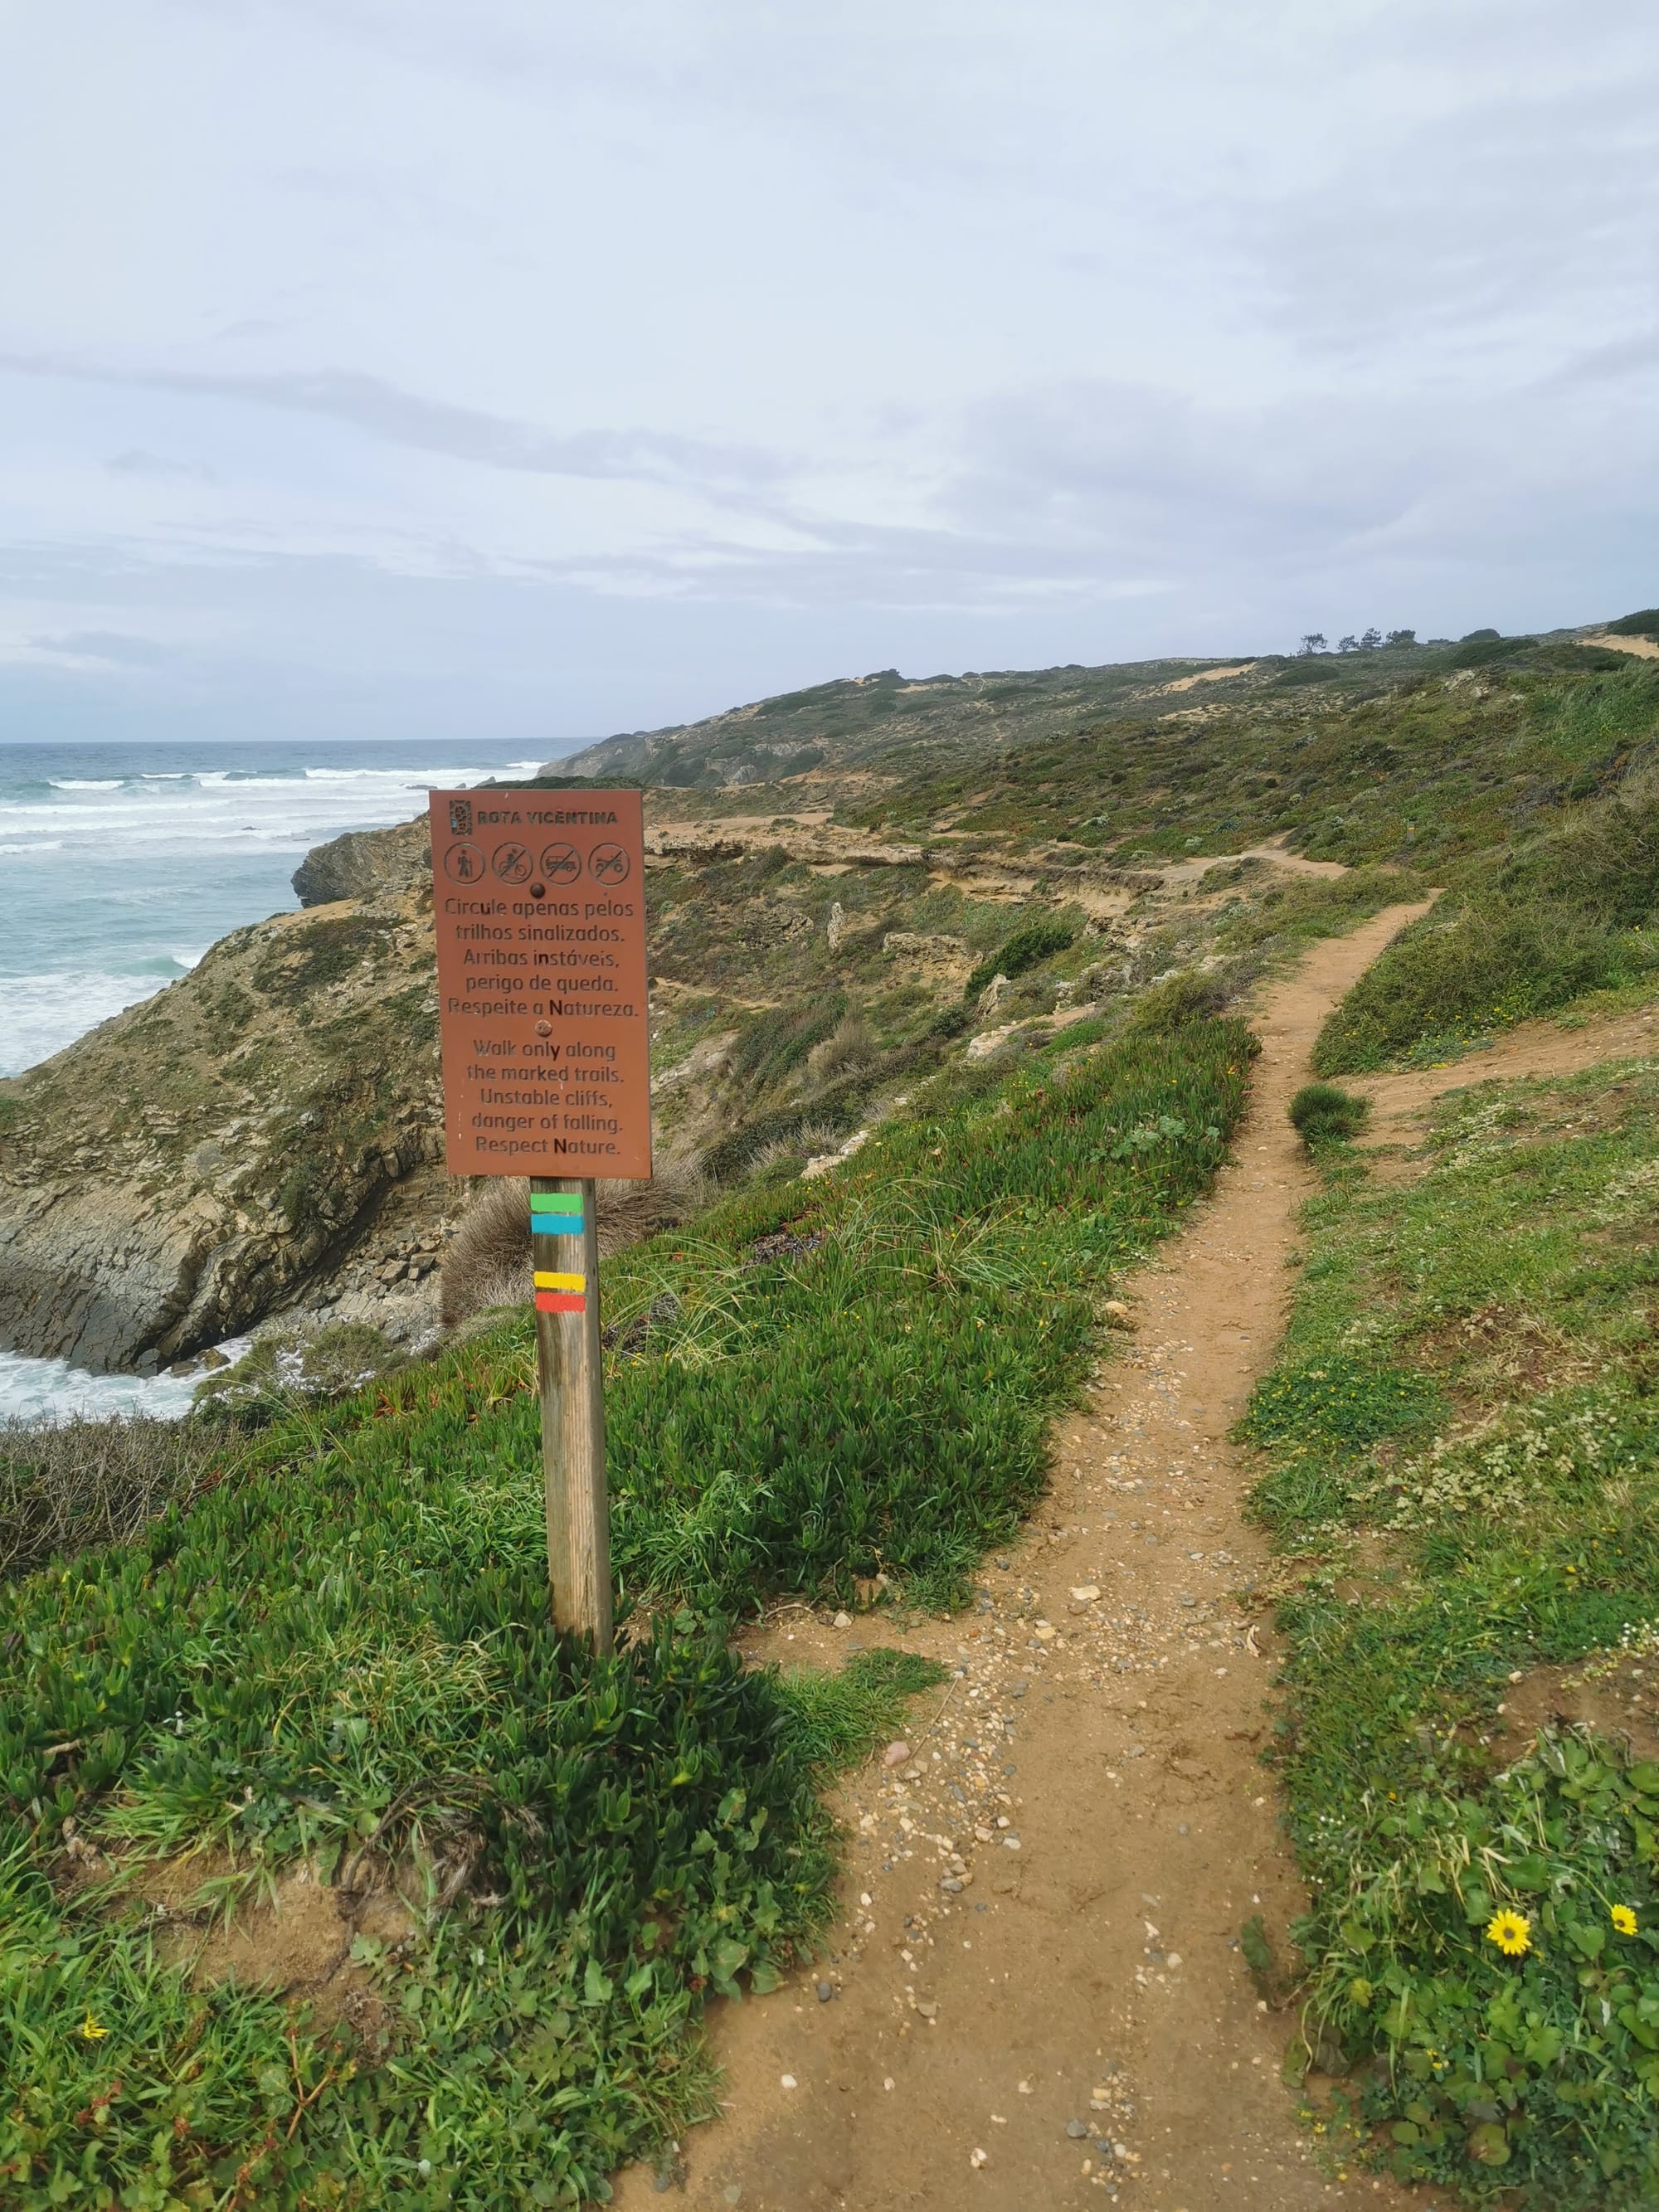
[79,2012,108,2040]
[1486,1909,1531,1957]
[1612,1904,1638,1937]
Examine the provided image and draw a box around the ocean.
[0,737,551,1422]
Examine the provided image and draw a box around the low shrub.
[1494,791,1659,926]
[440,1159,716,1326]
[1288,1081,1370,1145]
[0,1415,234,1583]
[1214,867,1423,957]
[1603,606,1659,641]
[1126,968,1236,1034]
[962,916,1076,1002]
[193,1320,406,1418]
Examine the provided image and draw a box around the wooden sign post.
[427,786,651,1652]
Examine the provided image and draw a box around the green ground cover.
[856,652,1659,873]
[0,1002,1250,2209]
[1243,1058,1659,2205]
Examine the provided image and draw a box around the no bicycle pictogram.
[493,842,533,884]
[589,842,631,885]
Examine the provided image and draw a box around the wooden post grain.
[531,1174,612,1651]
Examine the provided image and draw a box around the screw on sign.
[427,785,652,1652]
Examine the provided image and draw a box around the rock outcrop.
[292,817,430,907]
[0,834,447,1373]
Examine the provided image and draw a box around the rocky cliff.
[0,826,447,1373]
[292,816,431,907]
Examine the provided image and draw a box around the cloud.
[2,0,1658,739]
[24,629,174,668]
[8,355,786,497]
[107,450,219,484]
[1538,328,1659,391]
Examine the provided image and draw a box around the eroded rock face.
[291,818,431,907]
[0,866,445,1373]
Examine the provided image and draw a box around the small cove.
[0,736,550,1421]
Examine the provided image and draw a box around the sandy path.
[1349,996,1659,1144]
[615,905,1438,2212]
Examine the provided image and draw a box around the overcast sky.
[2,0,1656,748]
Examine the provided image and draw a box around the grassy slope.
[641,833,1419,1174]
[1244,1066,1659,2205]
[633,644,1659,1090]
[0,999,1251,2209]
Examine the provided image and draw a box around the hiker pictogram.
[441,840,484,882]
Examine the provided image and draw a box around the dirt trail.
[615,904,1438,2212]
[1349,997,1659,1146]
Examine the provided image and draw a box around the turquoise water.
[0,737,547,1075]
[0,737,550,1418]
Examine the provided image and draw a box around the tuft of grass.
[771,1646,951,1769]
[1288,1081,1370,1145]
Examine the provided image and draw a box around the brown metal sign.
[428,787,652,1179]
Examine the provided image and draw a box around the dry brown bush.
[745,1124,844,1178]
[805,1012,876,1083]
[439,1152,715,1326]
[0,1414,234,1582]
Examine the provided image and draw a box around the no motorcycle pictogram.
[588,841,630,885]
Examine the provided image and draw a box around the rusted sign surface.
[428,787,651,1179]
